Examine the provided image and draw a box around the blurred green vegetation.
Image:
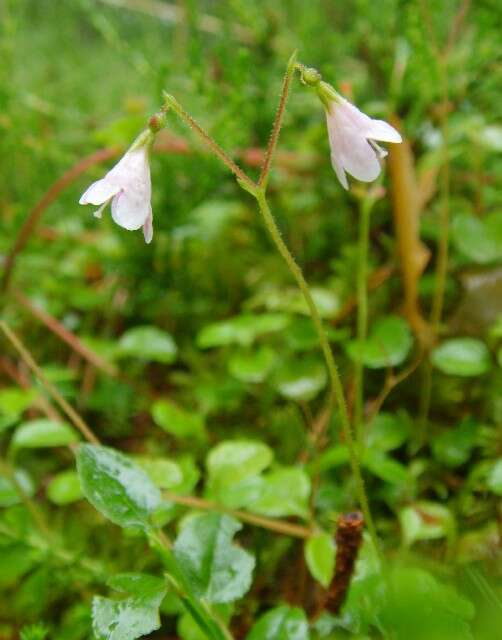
[1,0,502,638]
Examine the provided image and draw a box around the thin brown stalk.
[0,321,100,445]
[14,291,117,377]
[2,147,120,291]
[164,492,313,539]
[1,356,64,423]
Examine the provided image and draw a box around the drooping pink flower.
[323,88,402,190]
[79,133,153,243]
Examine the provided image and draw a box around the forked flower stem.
[258,50,298,187]
[163,93,255,190]
[254,190,381,560]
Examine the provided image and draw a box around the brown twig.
[0,321,100,445]
[0,356,64,423]
[13,291,117,377]
[2,147,120,291]
[314,512,364,619]
[163,492,313,539]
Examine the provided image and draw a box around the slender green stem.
[254,190,381,559]
[258,51,297,188]
[354,198,372,447]
[163,93,254,190]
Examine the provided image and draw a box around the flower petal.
[340,134,381,182]
[79,178,121,206]
[330,152,349,190]
[327,108,381,183]
[142,207,153,244]
[364,119,402,143]
[111,190,150,230]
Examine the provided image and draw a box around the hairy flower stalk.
[79,129,155,243]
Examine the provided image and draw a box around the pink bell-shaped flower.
[79,131,154,243]
[321,83,402,189]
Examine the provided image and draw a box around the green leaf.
[246,605,310,640]
[76,444,161,530]
[0,543,38,587]
[305,532,335,588]
[399,502,454,546]
[249,467,311,519]
[47,470,83,505]
[452,212,502,264]
[173,513,255,603]
[11,419,79,450]
[366,412,410,451]
[486,459,502,495]
[151,400,206,440]
[118,326,177,364]
[92,573,167,640]
[0,387,38,432]
[432,418,477,468]
[274,359,327,401]
[197,313,290,348]
[346,315,413,369]
[363,450,409,485]
[207,440,273,488]
[136,458,183,489]
[206,440,273,509]
[228,346,275,383]
[0,469,35,507]
[431,338,491,376]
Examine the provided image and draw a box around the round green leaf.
[11,419,79,450]
[431,338,491,376]
[246,605,310,640]
[305,532,335,587]
[274,359,327,401]
[76,444,161,530]
[366,413,410,451]
[173,513,255,603]
[151,400,206,440]
[136,458,184,490]
[249,467,311,519]
[452,212,502,264]
[47,470,83,505]
[197,313,290,349]
[346,315,413,369]
[228,346,275,383]
[207,440,273,487]
[118,326,177,364]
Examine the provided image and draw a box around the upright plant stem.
[354,198,372,447]
[254,190,380,559]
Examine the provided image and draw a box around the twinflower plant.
[76,52,402,639]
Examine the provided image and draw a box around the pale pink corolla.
[324,90,402,190]
[79,135,153,243]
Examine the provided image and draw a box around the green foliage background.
[1,0,501,638]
